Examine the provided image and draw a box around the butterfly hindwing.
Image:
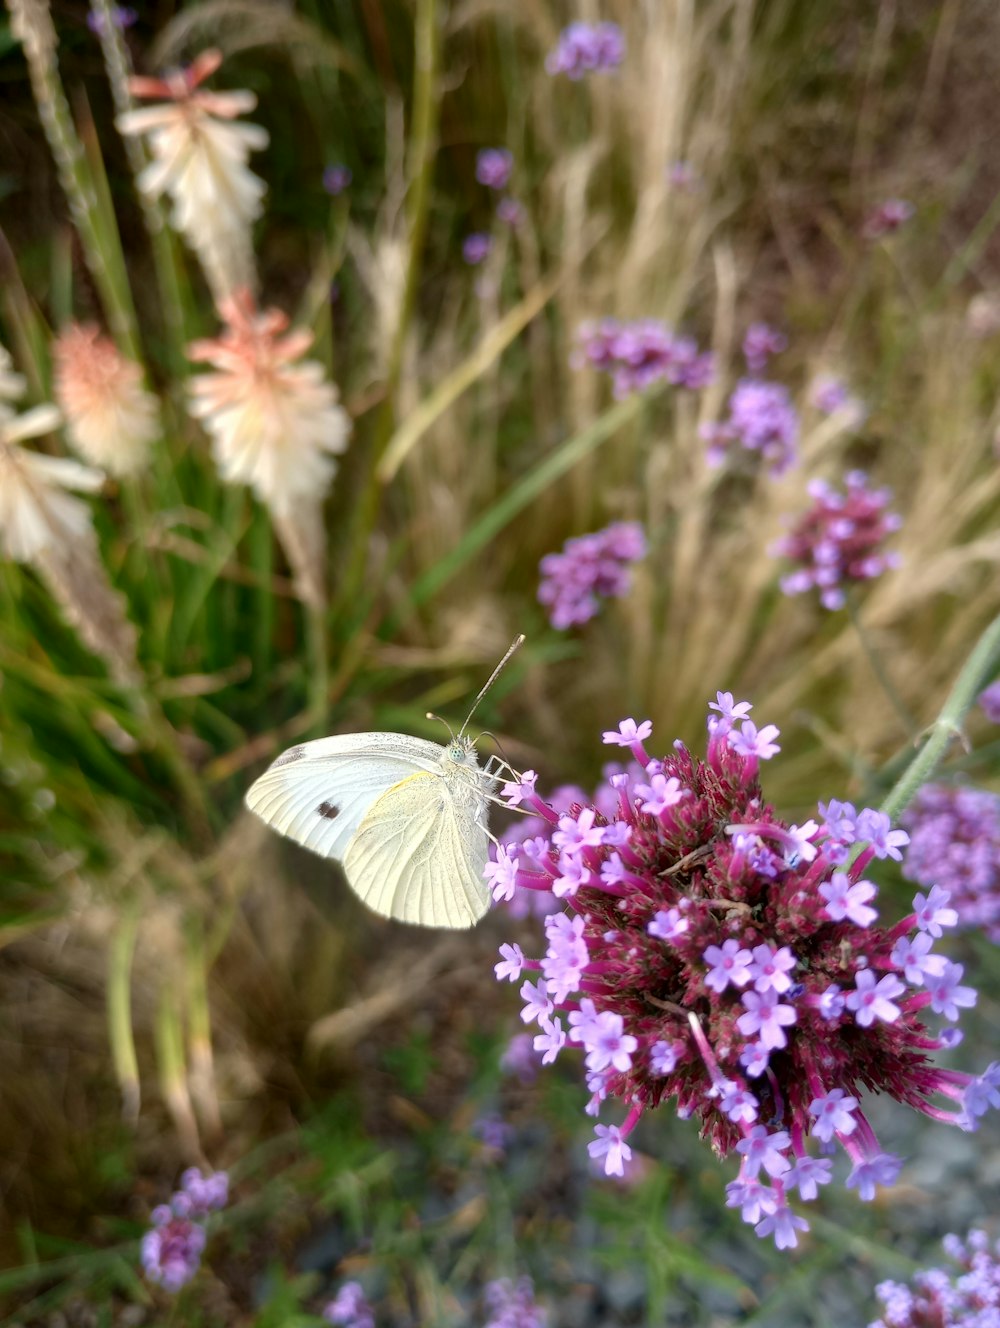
[344,772,490,928]
[244,732,446,863]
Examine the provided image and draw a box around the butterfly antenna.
[426,711,456,740]
[459,634,525,737]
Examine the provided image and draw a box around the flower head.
[538,521,646,629]
[323,1281,375,1328]
[484,1275,546,1328]
[462,232,493,265]
[702,379,799,475]
[188,290,349,514]
[52,323,158,475]
[0,405,98,562]
[141,1168,228,1293]
[575,318,714,397]
[742,322,787,374]
[772,471,901,610]
[546,22,624,78]
[493,697,993,1248]
[870,1228,1000,1327]
[117,49,267,299]
[978,679,1000,723]
[901,784,1000,942]
[322,164,352,195]
[141,1212,206,1292]
[87,5,137,34]
[808,374,867,427]
[476,148,513,190]
[863,198,914,240]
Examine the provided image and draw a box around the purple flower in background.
[772,470,901,610]
[178,1167,229,1216]
[476,148,513,190]
[863,198,914,240]
[809,374,867,427]
[538,521,646,629]
[870,1229,1000,1328]
[87,5,137,33]
[140,1169,228,1292]
[141,1209,207,1292]
[742,322,787,373]
[666,160,700,191]
[901,783,1000,942]
[978,679,1000,722]
[546,22,624,78]
[702,379,799,475]
[575,319,714,397]
[484,1275,547,1328]
[497,197,525,227]
[323,1282,375,1328]
[463,233,493,265]
[493,700,994,1248]
[322,164,352,196]
[500,1032,540,1082]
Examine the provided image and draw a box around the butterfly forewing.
[344,772,491,928]
[244,732,446,863]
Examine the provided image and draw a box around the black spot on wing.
[317,801,340,820]
[272,745,306,768]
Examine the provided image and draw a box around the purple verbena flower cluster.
[575,319,715,397]
[537,521,646,629]
[545,23,624,78]
[809,374,867,427]
[864,199,914,240]
[870,1228,1000,1327]
[476,148,513,191]
[701,379,799,475]
[742,322,787,374]
[490,697,999,1249]
[323,1281,376,1328]
[87,5,137,34]
[772,470,901,610]
[141,1168,229,1292]
[901,783,1000,943]
[323,164,352,196]
[978,680,1000,723]
[484,1276,547,1328]
[463,233,493,265]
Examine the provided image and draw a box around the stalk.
[7,0,141,359]
[89,0,189,368]
[107,903,141,1124]
[337,0,440,613]
[155,990,202,1160]
[878,609,1000,824]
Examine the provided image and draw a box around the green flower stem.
[878,609,1000,824]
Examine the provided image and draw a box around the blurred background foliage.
[1,0,1000,1322]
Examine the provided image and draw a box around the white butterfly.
[244,638,524,929]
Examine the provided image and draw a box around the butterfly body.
[245,730,495,928]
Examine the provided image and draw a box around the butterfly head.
[444,735,481,769]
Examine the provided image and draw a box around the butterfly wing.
[343,771,490,928]
[244,732,446,862]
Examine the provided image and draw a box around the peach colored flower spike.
[188,291,351,609]
[53,324,158,475]
[117,49,267,302]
